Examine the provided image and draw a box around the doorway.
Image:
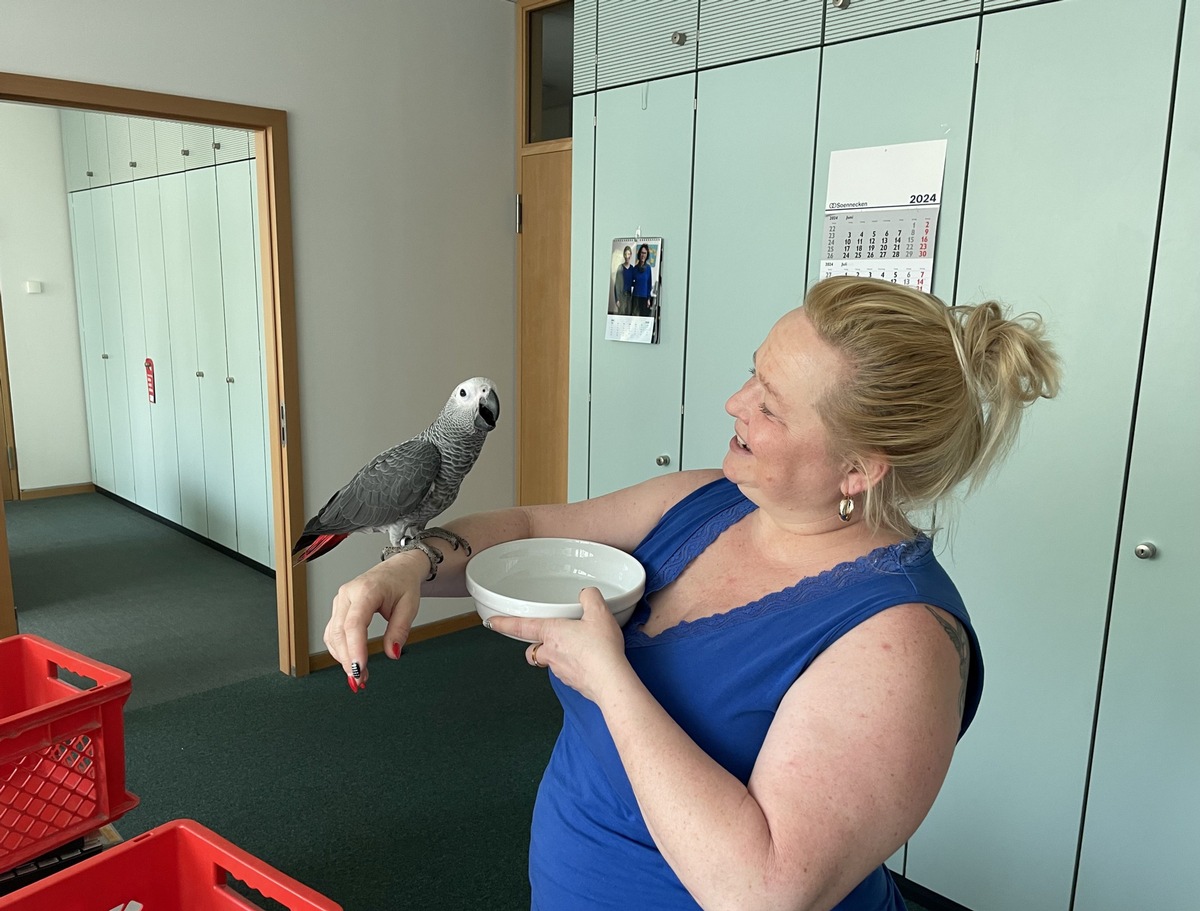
[0,71,312,676]
[517,0,573,506]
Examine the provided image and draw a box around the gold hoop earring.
[838,495,855,522]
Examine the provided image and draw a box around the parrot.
[291,376,500,577]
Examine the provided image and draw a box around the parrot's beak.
[476,389,500,432]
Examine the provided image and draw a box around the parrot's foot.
[415,527,473,556]
[380,537,446,581]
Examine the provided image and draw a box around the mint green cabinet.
[806,16,977,303]
[681,51,819,470]
[1073,4,1200,905]
[586,74,696,497]
[904,0,1181,907]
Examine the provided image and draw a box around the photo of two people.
[606,236,663,344]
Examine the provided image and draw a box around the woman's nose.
[726,378,754,416]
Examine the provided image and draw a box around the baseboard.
[893,874,974,911]
[93,487,275,579]
[18,482,96,500]
[307,611,482,671]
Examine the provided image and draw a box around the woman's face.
[638,247,649,264]
[723,309,848,521]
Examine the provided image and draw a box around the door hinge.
[515,193,523,234]
[6,446,15,471]
[279,402,287,447]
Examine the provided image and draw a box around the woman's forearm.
[595,670,803,911]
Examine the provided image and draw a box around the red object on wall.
[145,358,156,403]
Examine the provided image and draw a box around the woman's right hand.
[323,550,428,691]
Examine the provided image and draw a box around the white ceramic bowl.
[465,538,647,642]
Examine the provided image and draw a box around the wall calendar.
[819,140,947,291]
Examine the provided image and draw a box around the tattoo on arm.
[923,605,970,718]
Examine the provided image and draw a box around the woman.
[325,276,1060,910]
[626,242,655,317]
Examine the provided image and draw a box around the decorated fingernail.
[350,661,362,679]
[347,676,359,693]
[391,642,401,658]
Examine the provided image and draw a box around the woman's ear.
[844,454,890,498]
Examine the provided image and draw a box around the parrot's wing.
[304,438,441,535]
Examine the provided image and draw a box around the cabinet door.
[595,0,697,89]
[128,116,159,180]
[588,74,695,497]
[186,167,237,550]
[1073,6,1200,906]
[106,116,134,185]
[90,187,136,500]
[134,178,183,525]
[111,183,157,511]
[60,110,91,192]
[806,16,978,302]
[904,1,1181,908]
[682,50,819,471]
[160,172,208,535]
[83,112,111,187]
[69,192,114,489]
[155,121,186,177]
[217,160,271,566]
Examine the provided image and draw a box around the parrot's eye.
[459,388,467,397]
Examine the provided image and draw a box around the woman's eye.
[748,367,757,377]
[758,403,772,416]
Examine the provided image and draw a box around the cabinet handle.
[226,377,235,383]
[196,371,204,378]
[656,454,671,467]
[101,353,109,360]
[1134,542,1157,560]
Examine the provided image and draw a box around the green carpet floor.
[5,493,277,710]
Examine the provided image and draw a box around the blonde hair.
[803,276,1061,536]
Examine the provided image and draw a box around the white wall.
[0,103,92,491]
[0,0,518,650]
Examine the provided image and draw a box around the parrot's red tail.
[291,532,349,565]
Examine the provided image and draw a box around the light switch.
[24,281,43,294]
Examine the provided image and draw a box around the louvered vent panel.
[983,0,1041,11]
[824,0,981,44]
[213,127,251,164]
[698,0,823,68]
[128,117,159,178]
[597,0,699,89]
[181,122,216,169]
[105,115,133,184]
[575,0,599,94]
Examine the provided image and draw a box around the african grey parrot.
[291,376,499,576]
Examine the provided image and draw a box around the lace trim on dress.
[628,527,932,646]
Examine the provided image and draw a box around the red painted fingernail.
[391,642,401,658]
[347,675,359,693]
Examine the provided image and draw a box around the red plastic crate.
[0,819,342,910]
[0,634,138,873]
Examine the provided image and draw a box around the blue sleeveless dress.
[529,478,983,910]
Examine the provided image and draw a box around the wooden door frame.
[0,71,311,676]
[0,296,19,499]
[516,0,573,504]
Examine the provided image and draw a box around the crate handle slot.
[54,663,99,691]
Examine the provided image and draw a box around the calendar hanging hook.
[634,226,642,241]
[641,83,649,111]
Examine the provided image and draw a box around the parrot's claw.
[380,537,446,582]
[416,527,473,556]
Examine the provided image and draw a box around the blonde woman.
[327,276,1060,911]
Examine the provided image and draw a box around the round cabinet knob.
[1134,542,1157,560]
[831,0,851,8]
[226,376,235,384]
[195,371,205,378]
[655,454,671,467]
[101,353,109,360]
[670,31,687,46]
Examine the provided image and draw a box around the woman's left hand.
[486,587,632,703]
